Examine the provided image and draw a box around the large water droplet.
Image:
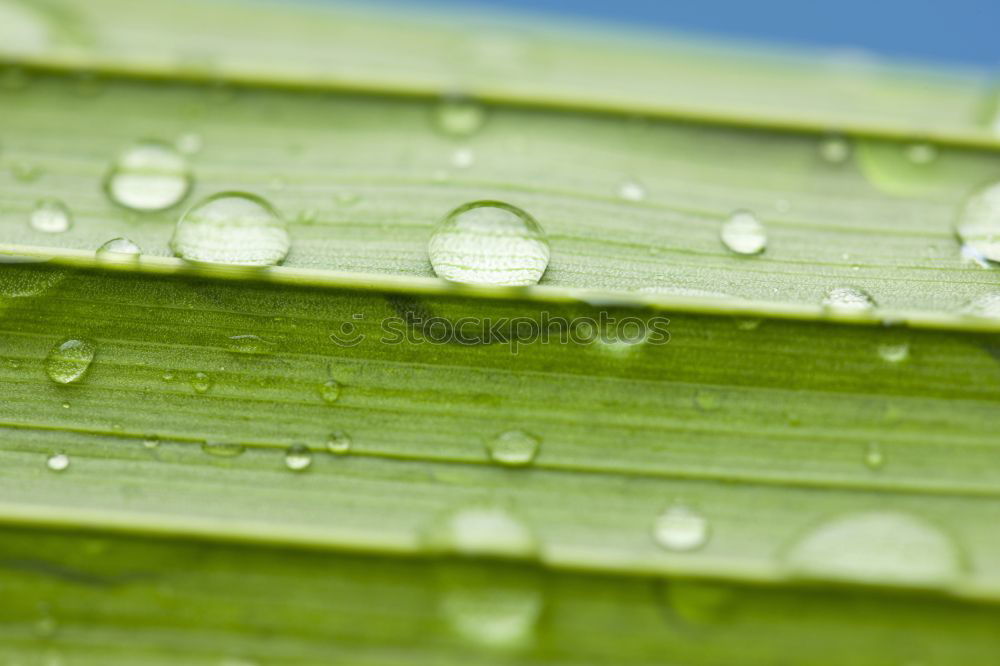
[44,338,95,384]
[46,452,69,472]
[96,237,141,260]
[104,141,192,211]
[822,286,875,314]
[171,192,289,266]
[284,444,312,471]
[720,210,766,255]
[653,505,709,552]
[784,511,962,587]
[437,563,542,651]
[956,182,1000,264]
[487,430,540,467]
[433,98,486,137]
[29,199,71,233]
[326,430,352,454]
[428,201,549,287]
[427,506,538,559]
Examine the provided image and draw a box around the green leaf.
[2,0,1000,663]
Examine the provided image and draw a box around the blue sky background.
[392,0,1000,67]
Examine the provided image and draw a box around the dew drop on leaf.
[720,210,766,255]
[46,452,69,472]
[319,379,341,404]
[653,504,709,552]
[818,134,851,163]
[877,342,910,363]
[955,182,1000,265]
[284,444,312,471]
[104,140,192,211]
[190,371,212,394]
[433,98,486,137]
[783,511,962,587]
[821,286,875,314]
[864,442,885,470]
[44,338,95,384]
[618,179,646,202]
[171,192,290,266]
[326,430,352,454]
[29,198,71,233]
[428,201,549,287]
[487,430,540,466]
[96,237,141,259]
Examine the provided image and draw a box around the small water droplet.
[284,444,312,471]
[822,286,875,314]
[487,430,540,467]
[720,210,766,255]
[326,430,352,454]
[877,342,910,363]
[956,181,1000,265]
[653,505,709,552]
[44,338,95,384]
[202,441,245,457]
[864,442,885,469]
[226,334,271,355]
[818,134,851,163]
[433,98,486,137]
[176,132,203,155]
[319,379,340,404]
[104,141,192,211]
[451,147,475,169]
[171,192,290,266]
[191,371,212,394]
[162,370,176,382]
[61,402,69,409]
[96,237,141,259]
[783,511,961,587]
[428,201,549,287]
[905,142,937,165]
[618,179,646,202]
[142,437,160,449]
[46,453,69,472]
[437,563,542,651]
[427,506,538,559]
[961,292,1000,319]
[29,199,71,233]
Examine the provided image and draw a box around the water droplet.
[451,147,475,169]
[864,442,885,469]
[44,338,95,384]
[426,506,538,559]
[319,379,340,404]
[956,181,1000,264]
[46,453,69,472]
[29,199,71,233]
[433,98,486,137]
[104,141,192,211]
[961,293,1000,319]
[202,441,245,457]
[96,237,141,259]
[783,511,962,587]
[653,505,709,552]
[437,563,542,651]
[171,192,290,266]
[326,430,352,454]
[176,132,203,155]
[162,370,176,382]
[618,179,646,202]
[877,342,910,363]
[142,437,160,449]
[720,210,766,255]
[428,201,549,287]
[487,430,540,467]
[905,142,937,165]
[191,371,212,394]
[822,286,875,314]
[818,134,851,163]
[226,334,271,355]
[284,444,312,471]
